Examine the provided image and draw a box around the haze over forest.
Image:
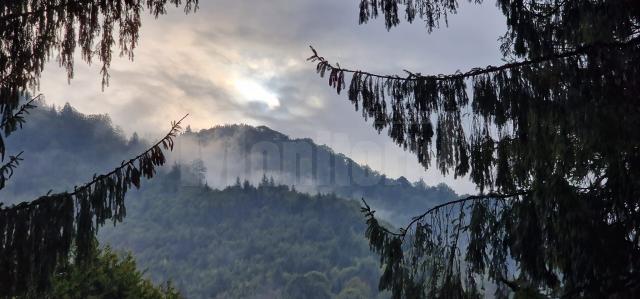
[2,0,637,298]
[4,101,460,297]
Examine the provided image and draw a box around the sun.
[234,78,280,109]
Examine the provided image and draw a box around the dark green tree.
[309,0,639,298]
[50,239,183,299]
[0,0,197,296]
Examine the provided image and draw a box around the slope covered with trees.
[101,171,389,298]
[177,125,459,225]
[0,104,464,298]
[2,101,147,202]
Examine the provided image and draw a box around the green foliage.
[0,0,199,295]
[49,242,182,299]
[0,151,23,190]
[0,0,198,127]
[100,172,389,298]
[0,110,186,297]
[0,107,465,298]
[183,124,460,223]
[311,0,640,297]
[1,102,153,201]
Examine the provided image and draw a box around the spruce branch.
[0,94,40,134]
[69,114,189,197]
[0,94,40,161]
[0,114,188,294]
[0,151,23,190]
[0,0,199,24]
[362,190,529,238]
[308,37,640,83]
[1,114,188,212]
[0,0,87,24]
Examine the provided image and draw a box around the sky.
[38,0,507,194]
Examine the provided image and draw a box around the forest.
[1,0,638,298]
[4,102,455,298]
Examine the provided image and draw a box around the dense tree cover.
[100,167,389,298]
[181,124,459,225]
[0,1,197,295]
[48,240,182,299]
[310,0,640,298]
[1,107,459,298]
[3,101,147,201]
[0,109,183,297]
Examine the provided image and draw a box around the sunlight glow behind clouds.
[234,78,280,109]
[36,0,508,194]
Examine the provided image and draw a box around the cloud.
[36,0,507,194]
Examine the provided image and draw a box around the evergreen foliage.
[2,102,148,201]
[0,0,197,157]
[0,101,473,299]
[310,0,640,297]
[49,240,182,299]
[0,0,197,295]
[0,116,185,296]
[183,124,460,224]
[100,167,389,299]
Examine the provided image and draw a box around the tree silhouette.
[310,0,639,298]
[0,0,197,296]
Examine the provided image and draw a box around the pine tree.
[310,1,639,298]
[0,0,197,296]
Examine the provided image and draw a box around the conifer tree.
[0,0,197,296]
[310,0,639,297]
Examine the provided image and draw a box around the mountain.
[2,102,145,203]
[173,124,459,225]
[1,103,462,298]
[2,102,459,224]
[100,170,388,298]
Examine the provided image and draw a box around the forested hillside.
[3,102,459,224]
[175,125,459,225]
[100,169,389,298]
[2,101,145,202]
[0,103,459,298]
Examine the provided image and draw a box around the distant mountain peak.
[172,123,459,225]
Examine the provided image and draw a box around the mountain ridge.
[175,123,459,224]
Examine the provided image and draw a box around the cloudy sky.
[38,0,507,194]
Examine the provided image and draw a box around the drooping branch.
[308,37,640,83]
[0,0,198,134]
[0,0,199,24]
[68,115,187,196]
[0,94,39,161]
[0,0,87,24]
[362,190,529,238]
[361,190,529,297]
[5,114,188,212]
[0,94,39,134]
[0,114,187,296]
[0,151,23,190]
[348,1,640,297]
[401,190,528,237]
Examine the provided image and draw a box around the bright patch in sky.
[234,78,280,109]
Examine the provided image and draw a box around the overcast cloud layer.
[38,0,507,194]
